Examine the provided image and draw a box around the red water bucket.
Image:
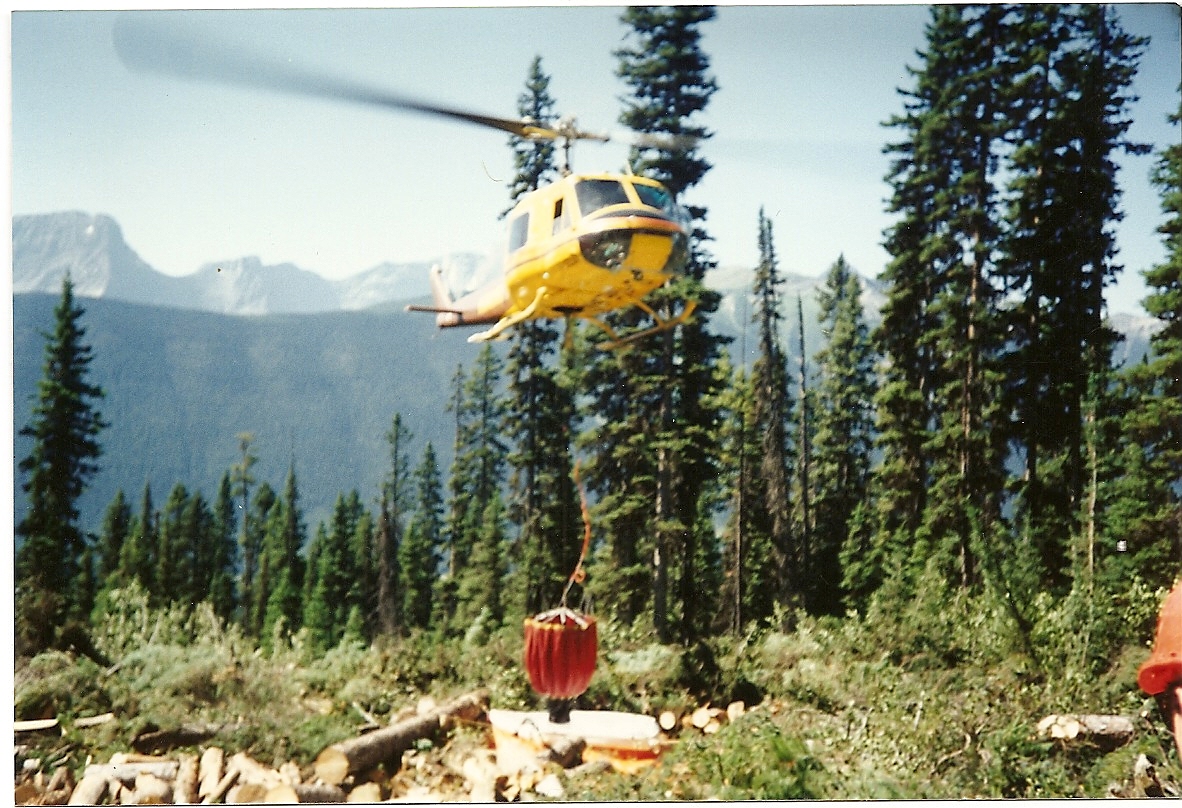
[523,607,598,700]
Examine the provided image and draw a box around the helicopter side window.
[508,212,529,252]
[575,180,630,215]
[634,183,676,215]
[552,198,567,235]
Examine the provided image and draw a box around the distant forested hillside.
[13,293,481,533]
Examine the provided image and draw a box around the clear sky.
[9,3,1181,315]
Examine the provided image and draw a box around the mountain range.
[12,211,1159,534]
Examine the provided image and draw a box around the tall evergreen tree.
[810,257,877,614]
[1105,94,1182,588]
[716,358,778,630]
[209,473,238,621]
[749,210,796,609]
[401,443,444,631]
[506,55,559,205]
[118,483,157,595]
[96,489,131,582]
[376,413,413,638]
[231,432,261,626]
[502,55,582,619]
[582,4,722,642]
[445,348,507,572]
[258,464,306,644]
[17,275,107,640]
[1000,5,1148,591]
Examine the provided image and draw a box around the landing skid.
[468,287,549,343]
[581,299,697,350]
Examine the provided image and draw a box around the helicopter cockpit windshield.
[575,179,631,215]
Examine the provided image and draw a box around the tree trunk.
[314,690,488,785]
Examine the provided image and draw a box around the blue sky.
[10,4,1181,315]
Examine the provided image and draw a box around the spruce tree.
[999,5,1147,591]
[502,55,582,619]
[231,432,261,625]
[209,473,238,621]
[376,413,413,638]
[96,490,131,587]
[1106,95,1182,588]
[17,275,107,639]
[750,209,796,610]
[401,444,444,631]
[811,257,877,614]
[716,358,778,630]
[117,484,157,594]
[442,345,506,630]
[582,4,722,642]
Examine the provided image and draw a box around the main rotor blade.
[112,15,554,139]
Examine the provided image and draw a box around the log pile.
[658,700,749,736]
[15,691,493,805]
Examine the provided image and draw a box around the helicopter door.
[508,212,529,252]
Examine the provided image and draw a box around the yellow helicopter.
[406,119,697,346]
[113,18,697,348]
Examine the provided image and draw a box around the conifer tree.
[118,484,157,594]
[376,413,413,638]
[811,257,877,614]
[750,209,796,609]
[716,359,778,630]
[506,55,559,205]
[97,489,130,580]
[1000,5,1148,590]
[455,492,508,634]
[1106,95,1182,588]
[17,275,107,639]
[402,444,444,630]
[442,346,506,630]
[259,463,306,643]
[245,482,277,634]
[206,473,237,620]
[584,4,722,642]
[502,55,582,619]
[231,432,261,624]
[303,490,365,650]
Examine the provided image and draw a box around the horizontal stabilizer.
[405,303,464,315]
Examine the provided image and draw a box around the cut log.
[726,701,746,722]
[75,713,116,729]
[658,710,678,732]
[174,754,199,804]
[226,782,267,804]
[226,752,283,790]
[197,748,224,800]
[69,774,110,805]
[288,783,346,803]
[132,724,224,755]
[1037,714,1134,748]
[313,690,488,786]
[346,782,382,803]
[200,768,238,805]
[263,784,299,803]
[15,718,61,734]
[129,773,172,805]
[83,761,179,785]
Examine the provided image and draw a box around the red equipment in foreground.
[523,607,598,700]
[522,462,597,723]
[1138,580,1182,765]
